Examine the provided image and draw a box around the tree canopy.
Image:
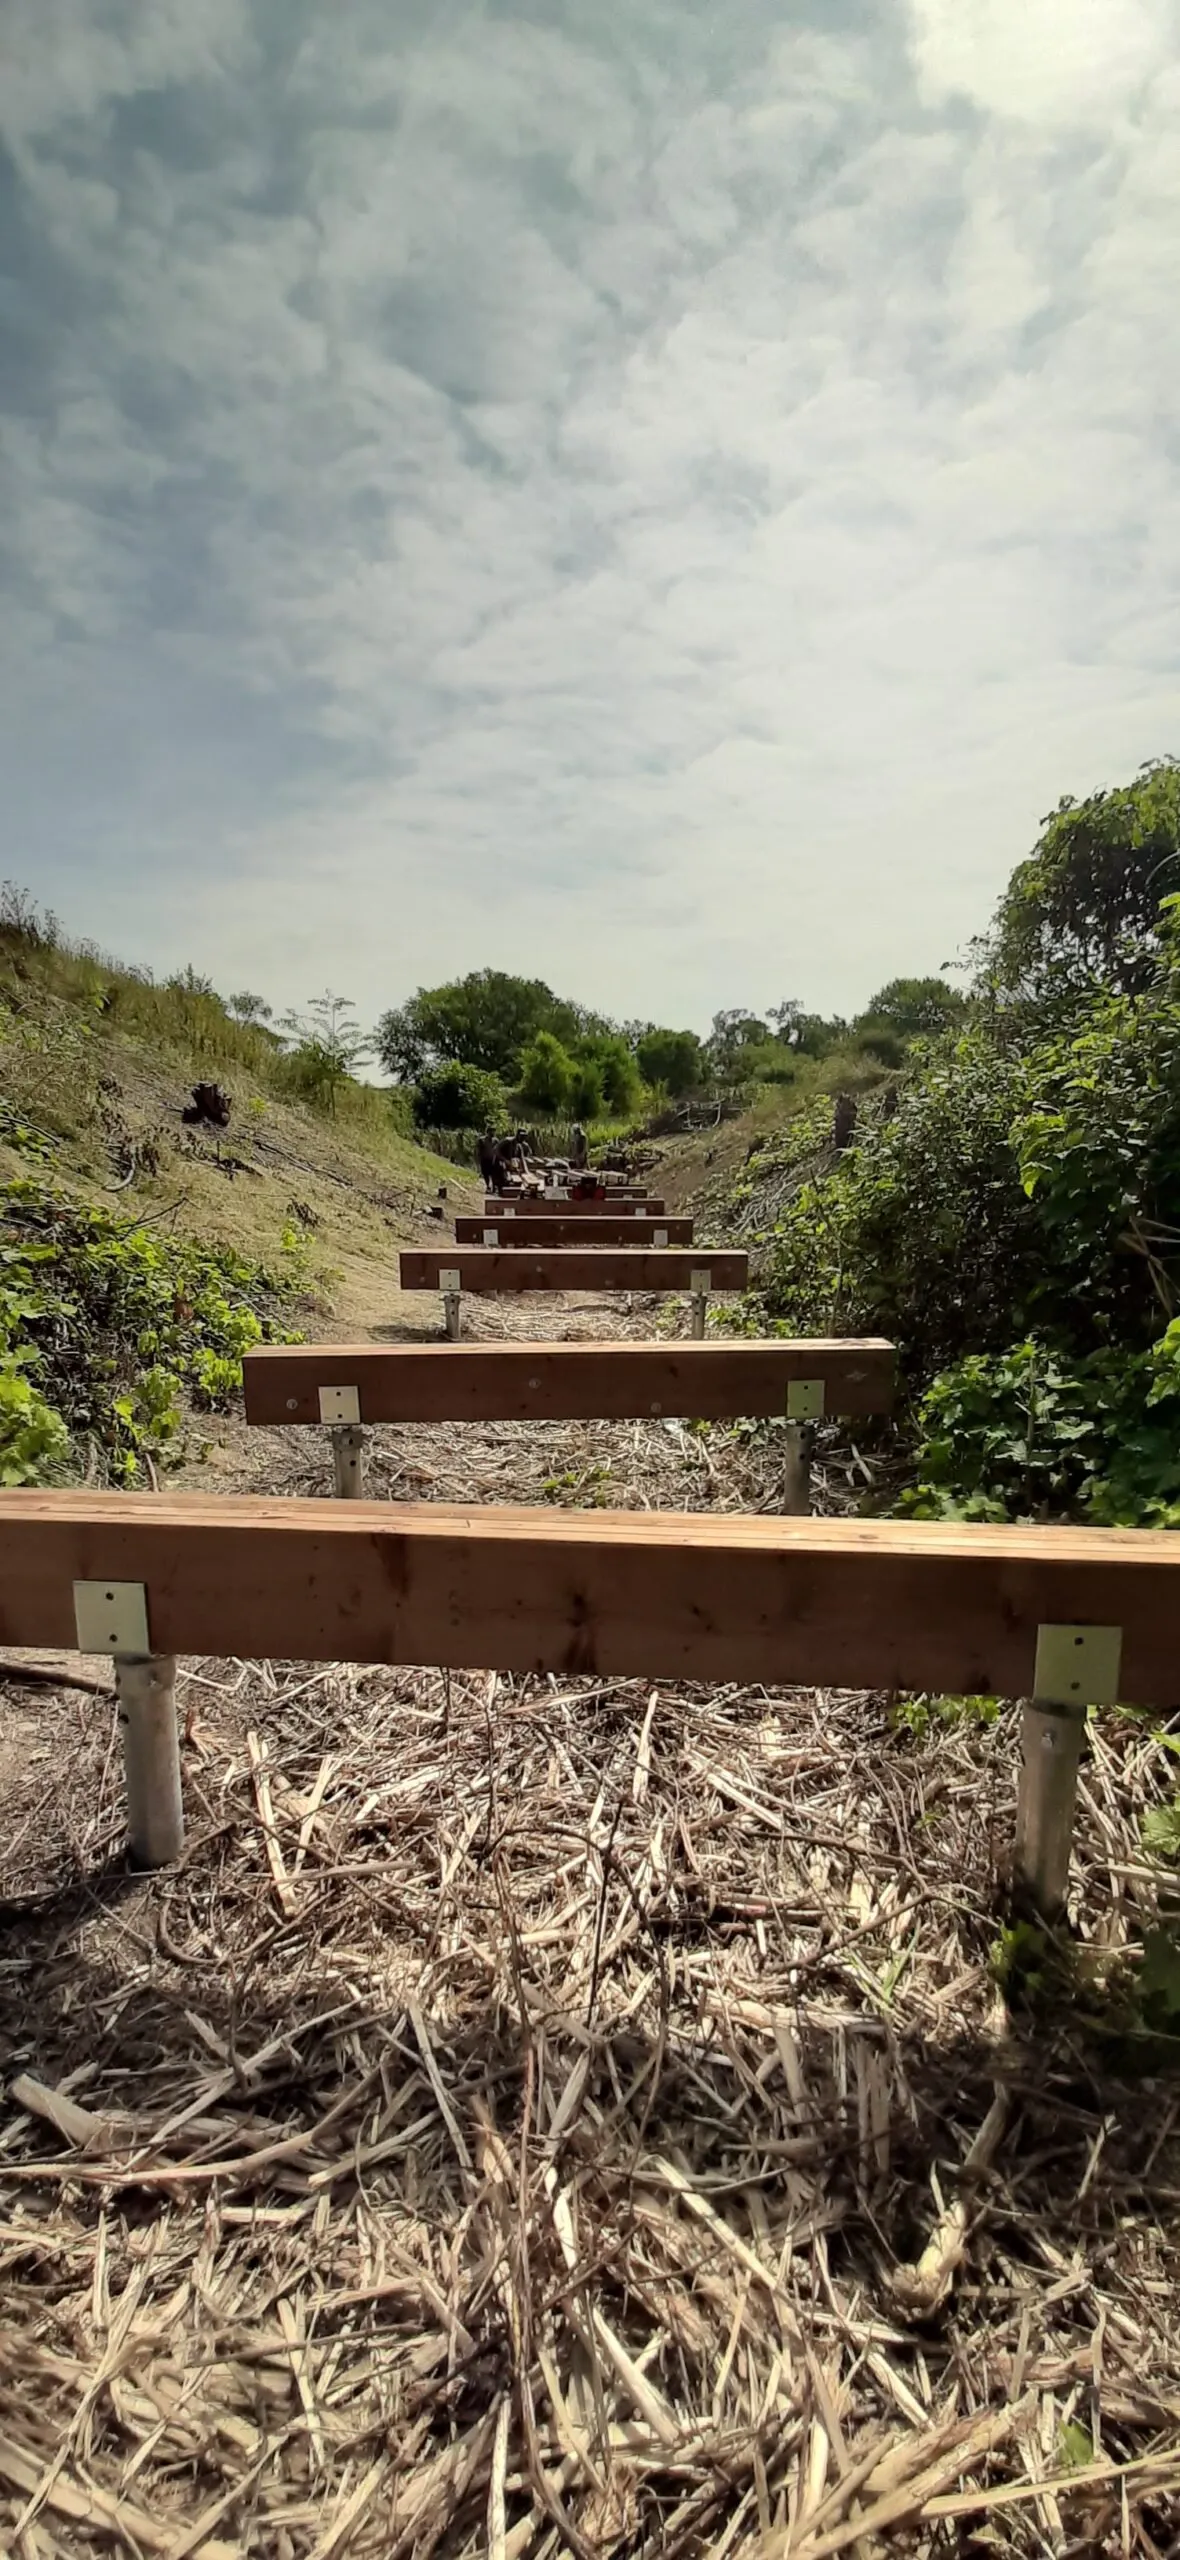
[985,758,1180,1007]
[859,977,967,1038]
[376,971,593,1084]
[636,1026,705,1096]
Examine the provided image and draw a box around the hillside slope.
[0,923,479,1333]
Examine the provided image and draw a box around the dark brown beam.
[455,1216,694,1247]
[243,1339,896,1426]
[2,1493,1177,1702]
[485,1198,666,1216]
[399,1249,748,1292]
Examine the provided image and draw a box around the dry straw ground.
[2,1292,1180,2557]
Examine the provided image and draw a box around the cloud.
[1,0,1178,1030]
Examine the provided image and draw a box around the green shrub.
[412,1060,507,1131]
[0,1174,301,1483]
[518,1030,576,1115]
[755,1030,1042,1374]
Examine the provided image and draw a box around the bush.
[757,1029,1044,1378]
[412,1061,507,1131]
[637,1027,705,1096]
[518,1030,575,1115]
[570,1060,603,1120]
[908,1329,1180,1526]
[0,1175,301,1484]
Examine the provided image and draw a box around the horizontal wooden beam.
[400,1249,748,1293]
[3,1493,1178,1702]
[455,1216,694,1247]
[486,1198,665,1216]
[243,1339,896,1426]
[499,1185,649,1198]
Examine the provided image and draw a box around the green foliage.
[986,756,1180,1008]
[376,972,597,1085]
[569,1056,603,1120]
[0,1175,300,1484]
[580,1033,641,1117]
[412,1060,507,1131]
[636,1026,705,1096]
[1011,973,1180,1334]
[0,1357,70,1484]
[860,976,968,1038]
[909,1327,1180,1525]
[757,1029,1042,1375]
[1143,1797,1180,1859]
[279,993,372,1116]
[891,1691,1000,1740]
[707,1010,771,1078]
[518,1029,576,1115]
[852,1022,905,1068]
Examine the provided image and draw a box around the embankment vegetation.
[734,758,1180,1526]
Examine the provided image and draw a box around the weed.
[891,1693,1000,1743]
[1,1172,302,1483]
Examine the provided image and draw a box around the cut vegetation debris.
[2,1657,1180,2554]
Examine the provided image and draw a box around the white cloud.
[1,0,1179,1029]
[908,0,1176,122]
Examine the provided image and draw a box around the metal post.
[330,1423,366,1498]
[1015,1702,1086,1916]
[782,1421,812,1515]
[443,1289,462,1340]
[1015,1624,1122,1916]
[690,1291,706,1338]
[116,1654,183,1868]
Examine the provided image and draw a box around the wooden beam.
[1,1494,1177,1702]
[486,1198,665,1216]
[455,1216,694,1247]
[399,1248,748,1293]
[243,1339,896,1427]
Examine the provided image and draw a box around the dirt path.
[185,1278,802,1515]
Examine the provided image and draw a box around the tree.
[570,1058,604,1120]
[518,1030,575,1114]
[373,1001,430,1084]
[769,1000,848,1057]
[987,758,1180,1007]
[412,1061,506,1130]
[860,977,966,1039]
[579,1033,641,1116]
[280,992,372,1116]
[636,1027,705,1096]
[707,1011,770,1076]
[227,991,272,1025]
[376,972,583,1084]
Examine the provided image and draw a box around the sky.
[1,0,1178,1037]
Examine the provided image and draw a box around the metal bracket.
[654,1226,669,1247]
[1033,1623,1123,1708]
[318,1383,361,1426]
[482,1227,499,1245]
[786,1378,825,1423]
[74,1579,150,1657]
[690,1268,713,1294]
[440,1268,461,1292]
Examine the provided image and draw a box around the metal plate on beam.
[787,1378,825,1422]
[74,1579,150,1657]
[691,1268,713,1293]
[318,1384,361,1426]
[482,1228,498,1245]
[1034,1623,1122,1708]
[439,1269,461,1293]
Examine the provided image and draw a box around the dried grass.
[2,1295,1180,2553]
